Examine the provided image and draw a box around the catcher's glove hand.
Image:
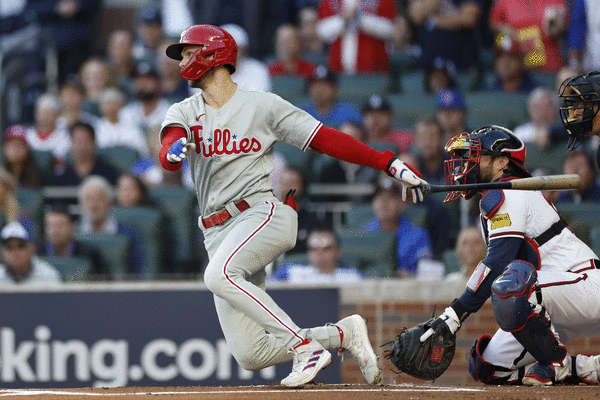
[384,317,456,381]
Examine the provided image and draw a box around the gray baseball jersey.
[160,84,346,371]
[160,84,322,217]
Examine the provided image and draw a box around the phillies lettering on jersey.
[190,125,262,157]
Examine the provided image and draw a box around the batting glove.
[167,137,189,164]
[386,159,427,203]
[420,306,461,342]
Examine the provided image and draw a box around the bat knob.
[422,184,432,195]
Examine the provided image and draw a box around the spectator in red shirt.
[317,0,397,74]
[489,0,567,73]
[268,24,317,79]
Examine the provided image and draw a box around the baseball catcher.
[386,125,600,385]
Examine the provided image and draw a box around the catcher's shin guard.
[491,260,567,366]
[468,336,517,384]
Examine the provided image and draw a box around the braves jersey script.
[483,190,596,272]
[160,84,321,217]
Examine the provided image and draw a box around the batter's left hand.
[387,159,427,203]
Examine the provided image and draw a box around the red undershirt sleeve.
[308,125,395,171]
[159,127,187,171]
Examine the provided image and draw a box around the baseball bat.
[422,174,581,195]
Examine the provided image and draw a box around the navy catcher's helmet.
[558,71,600,150]
[443,125,530,202]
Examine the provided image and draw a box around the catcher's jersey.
[483,189,597,272]
[160,84,321,217]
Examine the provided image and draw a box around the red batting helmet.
[166,24,237,81]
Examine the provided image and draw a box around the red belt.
[202,200,250,229]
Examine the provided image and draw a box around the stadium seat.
[39,255,92,281]
[388,94,437,130]
[113,206,165,279]
[31,150,54,172]
[400,70,426,94]
[74,233,130,280]
[16,188,44,236]
[97,147,141,173]
[529,71,557,90]
[588,226,600,255]
[273,141,314,177]
[271,76,306,102]
[465,92,529,129]
[148,187,199,272]
[337,229,396,277]
[346,204,428,229]
[338,74,390,103]
[442,250,461,275]
[524,144,566,175]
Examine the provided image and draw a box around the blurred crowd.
[0,0,599,284]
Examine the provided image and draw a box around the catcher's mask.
[558,71,600,150]
[166,24,237,81]
[443,125,530,203]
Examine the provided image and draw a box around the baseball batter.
[422,126,600,385]
[158,24,427,387]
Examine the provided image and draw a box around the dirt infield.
[1,383,597,400]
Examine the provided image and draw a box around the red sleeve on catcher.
[159,127,187,171]
[309,125,395,171]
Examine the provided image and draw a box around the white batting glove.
[420,306,461,342]
[167,137,189,164]
[387,159,428,203]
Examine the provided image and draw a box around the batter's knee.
[203,262,230,295]
[491,260,537,332]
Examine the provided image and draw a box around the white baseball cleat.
[281,338,332,387]
[336,315,382,385]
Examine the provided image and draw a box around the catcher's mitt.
[385,317,456,380]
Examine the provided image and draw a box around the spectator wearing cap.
[363,178,433,277]
[119,62,172,136]
[220,24,271,92]
[2,125,46,187]
[425,58,458,95]
[316,0,397,74]
[26,93,72,162]
[39,202,104,278]
[57,75,99,131]
[50,122,120,187]
[435,88,470,141]
[0,221,62,285]
[95,87,149,156]
[268,23,317,79]
[133,5,164,67]
[486,37,540,94]
[299,66,362,129]
[363,94,414,153]
[269,229,363,283]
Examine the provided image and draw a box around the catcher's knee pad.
[468,336,513,384]
[491,260,537,332]
[491,260,566,366]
